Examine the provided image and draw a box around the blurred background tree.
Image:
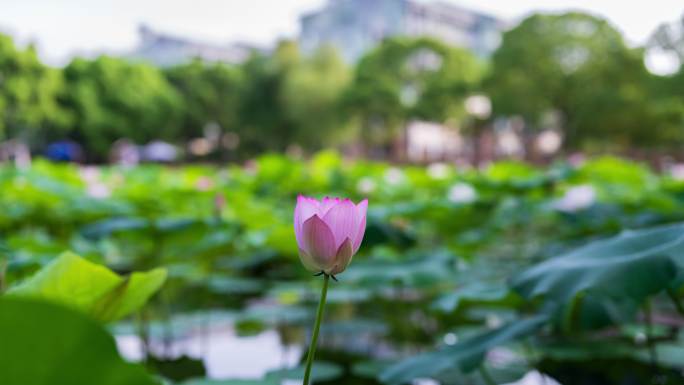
[235,41,299,156]
[1,9,684,163]
[0,34,68,148]
[59,56,182,160]
[487,12,684,156]
[164,59,243,143]
[281,44,351,150]
[344,37,481,158]
[648,15,684,155]
[231,41,351,157]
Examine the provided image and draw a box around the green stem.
[302,274,330,385]
[0,258,7,294]
[137,310,150,365]
[643,299,658,369]
[479,365,497,385]
[667,288,684,315]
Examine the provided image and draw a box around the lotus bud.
[294,196,368,275]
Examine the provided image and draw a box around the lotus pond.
[3,152,684,385]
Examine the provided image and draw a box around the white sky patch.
[645,47,682,75]
[0,0,682,65]
[0,0,325,64]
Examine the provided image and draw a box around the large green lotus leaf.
[206,276,264,295]
[511,222,684,326]
[432,281,520,313]
[379,315,548,384]
[7,251,166,322]
[359,360,527,385]
[641,343,684,369]
[574,156,659,204]
[537,340,641,362]
[81,217,150,239]
[81,217,203,240]
[352,360,394,379]
[433,364,529,385]
[343,252,453,287]
[91,267,168,322]
[7,252,121,308]
[0,297,158,385]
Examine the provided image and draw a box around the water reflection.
[116,315,302,379]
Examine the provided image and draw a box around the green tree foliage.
[487,12,684,151]
[344,37,482,151]
[0,34,67,146]
[236,41,299,155]
[235,41,351,156]
[60,56,182,159]
[4,13,684,159]
[164,59,243,141]
[567,47,684,150]
[282,44,351,149]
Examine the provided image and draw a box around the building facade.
[129,25,257,67]
[300,0,504,62]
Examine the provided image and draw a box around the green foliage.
[381,218,684,384]
[512,222,684,329]
[3,12,684,158]
[281,44,352,149]
[233,41,300,155]
[4,152,684,382]
[5,10,684,383]
[487,13,620,124]
[164,59,243,142]
[0,297,159,385]
[60,55,182,158]
[0,35,353,159]
[487,12,684,151]
[380,315,549,384]
[0,33,68,145]
[344,36,482,149]
[233,41,352,156]
[8,251,167,322]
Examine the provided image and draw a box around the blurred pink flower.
[294,196,368,275]
[195,176,214,191]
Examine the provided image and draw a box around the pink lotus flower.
[294,196,368,275]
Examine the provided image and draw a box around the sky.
[1,0,682,65]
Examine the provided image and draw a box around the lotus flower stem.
[302,273,330,385]
[666,289,684,315]
[479,365,496,385]
[0,258,6,293]
[643,299,658,368]
[294,196,366,384]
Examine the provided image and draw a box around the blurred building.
[300,0,505,62]
[406,120,462,162]
[128,25,258,66]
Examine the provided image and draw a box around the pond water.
[115,312,302,379]
[114,312,559,385]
